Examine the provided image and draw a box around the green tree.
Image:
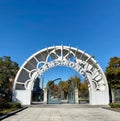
[106,57,120,89]
[0,56,19,101]
[58,81,64,89]
[46,80,54,89]
[62,81,68,99]
[70,76,81,88]
[105,56,120,103]
[79,81,89,98]
[46,76,89,100]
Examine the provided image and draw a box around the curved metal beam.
[13,46,108,92]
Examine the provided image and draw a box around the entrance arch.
[12,45,109,105]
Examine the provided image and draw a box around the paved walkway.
[2,105,120,121]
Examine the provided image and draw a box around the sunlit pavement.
[2,105,120,121]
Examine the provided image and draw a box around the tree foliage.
[46,76,89,99]
[106,56,120,89]
[46,80,54,89]
[0,56,19,101]
[79,81,88,98]
[70,76,81,89]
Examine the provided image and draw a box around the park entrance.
[12,45,109,105]
[47,78,75,104]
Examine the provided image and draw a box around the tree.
[106,57,120,89]
[79,81,89,98]
[0,56,19,101]
[46,76,89,100]
[105,56,120,103]
[58,81,64,89]
[46,80,54,89]
[70,76,81,89]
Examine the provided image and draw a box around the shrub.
[0,102,21,116]
[0,97,21,109]
[109,103,120,108]
[8,102,21,109]
[0,97,8,109]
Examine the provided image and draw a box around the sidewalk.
[2,105,120,121]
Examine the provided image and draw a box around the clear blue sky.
[0,0,120,85]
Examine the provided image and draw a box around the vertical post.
[111,88,115,103]
[44,88,47,104]
[42,75,44,89]
[75,88,78,104]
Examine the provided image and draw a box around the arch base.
[89,90,109,105]
[12,90,32,105]
[12,89,109,105]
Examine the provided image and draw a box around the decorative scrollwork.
[15,46,106,91]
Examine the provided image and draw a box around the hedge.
[0,97,21,109]
[109,103,120,108]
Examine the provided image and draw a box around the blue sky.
[0,0,120,85]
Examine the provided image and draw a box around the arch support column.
[13,90,32,105]
[89,89,109,105]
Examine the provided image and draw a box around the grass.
[0,102,21,116]
[109,103,120,112]
[0,108,17,115]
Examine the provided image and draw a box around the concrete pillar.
[90,89,109,105]
[89,87,92,104]
[44,88,47,103]
[75,88,78,104]
[111,89,115,103]
[12,90,32,105]
[86,73,109,105]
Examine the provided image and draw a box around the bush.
[0,97,21,109]
[8,102,21,109]
[0,97,8,109]
[0,102,21,116]
[109,103,120,108]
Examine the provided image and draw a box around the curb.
[102,107,120,113]
[0,106,28,120]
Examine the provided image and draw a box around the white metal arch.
[13,45,109,105]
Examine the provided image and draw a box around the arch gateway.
[12,45,109,105]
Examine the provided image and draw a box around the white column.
[90,89,109,105]
[44,88,47,103]
[12,90,32,105]
[75,88,78,104]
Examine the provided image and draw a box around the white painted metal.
[12,45,109,105]
[12,90,32,105]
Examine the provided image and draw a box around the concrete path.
[2,105,120,121]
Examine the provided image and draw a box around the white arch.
[12,45,109,105]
